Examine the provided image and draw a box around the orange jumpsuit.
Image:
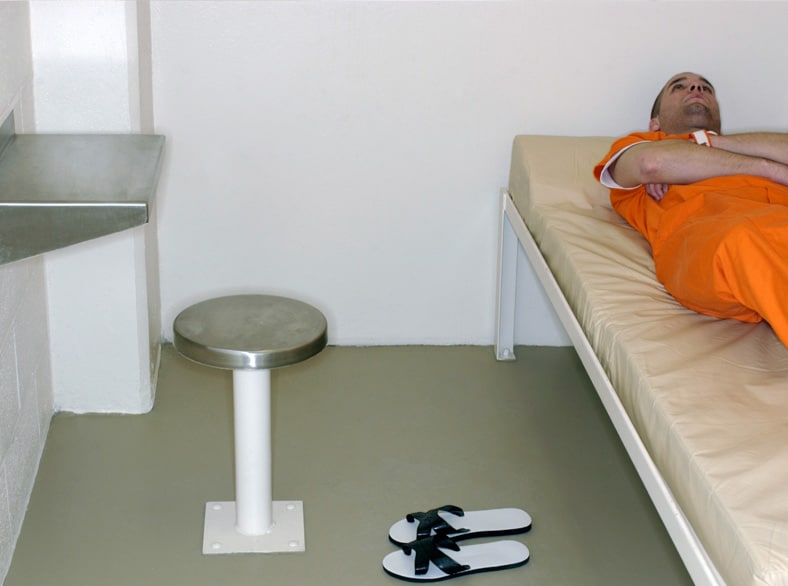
[594,131,788,346]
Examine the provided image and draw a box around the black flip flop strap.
[406,505,467,539]
[403,535,470,576]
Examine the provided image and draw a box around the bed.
[494,135,788,586]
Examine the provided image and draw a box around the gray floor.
[5,345,691,585]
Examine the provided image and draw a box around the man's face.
[650,72,722,135]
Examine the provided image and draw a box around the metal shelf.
[0,113,164,265]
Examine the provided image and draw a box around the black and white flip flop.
[388,505,532,545]
[382,534,530,582]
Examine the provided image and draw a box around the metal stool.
[173,294,327,554]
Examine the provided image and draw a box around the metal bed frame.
[493,188,724,585]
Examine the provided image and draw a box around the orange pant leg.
[654,197,788,346]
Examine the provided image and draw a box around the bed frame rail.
[494,189,724,586]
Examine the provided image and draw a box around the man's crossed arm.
[608,132,788,200]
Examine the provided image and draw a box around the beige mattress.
[509,135,788,586]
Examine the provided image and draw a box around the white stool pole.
[233,368,272,535]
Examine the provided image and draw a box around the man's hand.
[645,183,669,201]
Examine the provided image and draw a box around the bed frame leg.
[495,189,517,361]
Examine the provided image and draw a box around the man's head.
[648,72,722,135]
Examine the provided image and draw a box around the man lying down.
[594,71,788,347]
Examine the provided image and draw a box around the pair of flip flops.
[382,505,532,582]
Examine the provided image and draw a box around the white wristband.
[691,130,713,147]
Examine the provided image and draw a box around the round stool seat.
[173,294,327,370]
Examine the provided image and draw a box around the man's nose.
[689,83,705,93]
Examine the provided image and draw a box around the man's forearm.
[611,138,788,187]
[712,132,788,166]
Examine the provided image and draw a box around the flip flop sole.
[382,540,529,582]
[388,507,532,545]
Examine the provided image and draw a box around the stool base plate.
[202,500,305,554]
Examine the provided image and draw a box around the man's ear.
[648,117,661,132]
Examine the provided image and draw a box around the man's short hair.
[650,89,663,120]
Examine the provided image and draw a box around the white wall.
[31,0,161,413]
[152,1,788,347]
[0,4,54,582]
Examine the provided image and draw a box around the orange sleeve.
[594,131,687,244]
[592,131,675,184]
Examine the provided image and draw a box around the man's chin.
[685,103,711,117]
[681,108,719,132]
